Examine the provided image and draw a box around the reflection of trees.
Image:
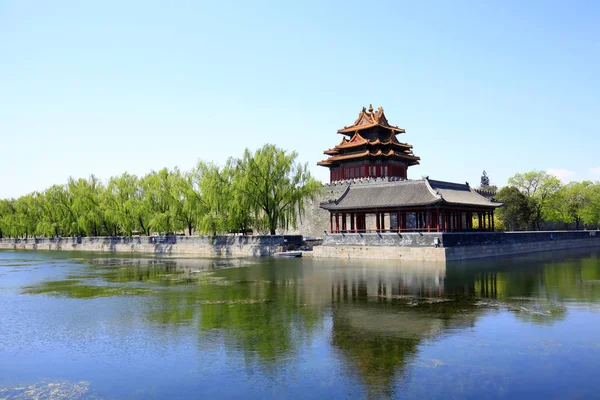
[132,261,324,368]
[328,273,480,399]
[445,249,600,325]
[20,250,600,395]
[332,311,419,399]
[197,279,321,367]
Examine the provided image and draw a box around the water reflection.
[3,249,600,398]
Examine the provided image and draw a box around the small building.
[318,106,501,233]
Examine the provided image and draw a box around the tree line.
[0,144,321,238]
[488,171,600,231]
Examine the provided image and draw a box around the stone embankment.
[3,232,599,262]
[0,235,303,257]
[310,231,600,261]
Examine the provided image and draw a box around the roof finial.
[368,104,373,113]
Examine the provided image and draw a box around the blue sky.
[1,0,599,198]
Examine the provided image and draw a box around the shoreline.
[1,231,599,262]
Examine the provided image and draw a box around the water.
[1,249,599,399]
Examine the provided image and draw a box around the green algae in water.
[5,249,600,399]
[22,279,154,299]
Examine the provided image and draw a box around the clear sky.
[1,0,599,198]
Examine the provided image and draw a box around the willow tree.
[103,173,142,236]
[171,168,202,236]
[234,144,321,235]
[14,194,39,239]
[196,161,229,235]
[0,199,17,238]
[142,168,177,235]
[68,175,107,236]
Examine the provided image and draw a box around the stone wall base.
[311,237,600,262]
[0,236,302,257]
[310,245,446,262]
[444,237,600,261]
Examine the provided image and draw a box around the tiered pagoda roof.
[317,105,420,167]
[337,104,405,135]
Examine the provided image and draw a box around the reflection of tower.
[325,261,492,397]
[329,265,446,302]
[443,266,502,299]
[477,272,499,298]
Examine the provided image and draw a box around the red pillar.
[335,213,340,233]
[396,211,401,232]
[342,213,347,232]
[436,209,440,232]
[350,213,355,232]
[478,213,482,231]
[441,211,445,232]
[491,210,495,231]
[376,212,380,232]
[330,213,333,233]
[381,213,385,232]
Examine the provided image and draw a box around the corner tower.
[317,105,420,182]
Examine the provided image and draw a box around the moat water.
[1,249,599,399]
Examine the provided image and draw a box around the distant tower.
[317,105,420,182]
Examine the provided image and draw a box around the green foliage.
[498,171,600,231]
[480,170,490,188]
[0,144,321,237]
[508,171,561,230]
[479,170,498,192]
[234,144,322,235]
[546,181,593,229]
[495,186,534,231]
[196,161,228,235]
[582,184,600,227]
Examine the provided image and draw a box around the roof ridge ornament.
[368,104,374,113]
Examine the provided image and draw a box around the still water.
[1,249,599,399]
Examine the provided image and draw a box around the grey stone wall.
[442,231,599,247]
[284,182,348,238]
[445,236,600,261]
[0,235,302,257]
[311,231,600,262]
[318,230,600,248]
[322,232,442,247]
